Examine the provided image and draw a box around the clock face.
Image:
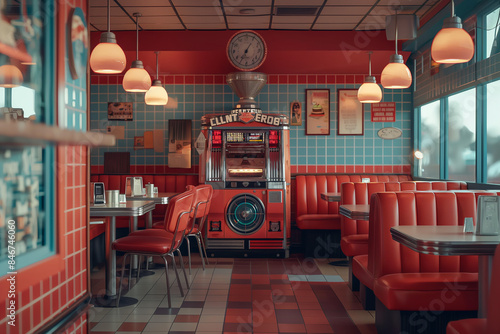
[227,30,267,71]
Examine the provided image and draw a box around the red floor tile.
[305,323,335,333]
[278,323,307,333]
[175,314,200,322]
[252,321,279,333]
[117,322,147,331]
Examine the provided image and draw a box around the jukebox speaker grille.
[226,194,265,235]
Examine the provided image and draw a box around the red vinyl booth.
[341,181,466,289]
[294,174,411,257]
[352,190,499,334]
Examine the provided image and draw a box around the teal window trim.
[440,98,447,180]
[476,84,487,183]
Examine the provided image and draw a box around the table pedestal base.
[91,295,138,308]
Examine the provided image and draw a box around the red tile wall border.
[91,74,368,85]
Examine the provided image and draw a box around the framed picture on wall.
[305,89,330,135]
[108,102,133,121]
[290,101,302,126]
[337,89,364,135]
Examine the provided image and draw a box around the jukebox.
[199,72,291,257]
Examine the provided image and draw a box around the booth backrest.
[368,191,500,279]
[340,181,468,237]
[295,174,412,219]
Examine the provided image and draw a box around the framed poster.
[108,102,133,120]
[337,89,364,135]
[67,7,88,80]
[290,101,302,126]
[305,89,330,135]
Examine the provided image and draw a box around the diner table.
[339,204,370,221]
[90,200,156,307]
[126,192,178,227]
[321,192,341,202]
[390,225,500,318]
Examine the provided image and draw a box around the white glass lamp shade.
[122,60,151,92]
[145,80,168,105]
[358,76,382,103]
[89,33,126,74]
[0,64,23,88]
[381,54,412,89]
[431,17,474,64]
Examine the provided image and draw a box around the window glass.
[486,7,500,58]
[0,0,53,270]
[447,88,476,181]
[420,101,441,178]
[12,86,36,119]
[487,79,500,183]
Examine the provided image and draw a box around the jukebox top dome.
[227,72,267,111]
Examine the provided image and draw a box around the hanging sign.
[371,102,396,122]
[208,112,284,127]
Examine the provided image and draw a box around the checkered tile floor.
[89,256,377,333]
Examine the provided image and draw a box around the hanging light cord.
[135,15,139,61]
[368,51,372,76]
[451,0,455,17]
[155,51,160,80]
[395,9,398,56]
[107,0,111,33]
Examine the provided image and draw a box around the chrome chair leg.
[136,256,141,282]
[161,256,171,308]
[128,255,132,290]
[185,237,191,275]
[169,253,184,297]
[176,249,190,289]
[117,253,129,307]
[195,235,206,271]
[199,232,209,265]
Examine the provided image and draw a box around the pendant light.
[122,13,151,92]
[145,51,168,105]
[0,64,23,88]
[381,11,412,89]
[358,51,382,103]
[89,0,126,74]
[431,0,474,64]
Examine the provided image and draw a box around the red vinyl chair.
[185,184,213,273]
[112,188,196,308]
[446,244,500,334]
[151,184,213,274]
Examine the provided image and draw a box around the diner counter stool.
[112,189,196,308]
[446,244,500,334]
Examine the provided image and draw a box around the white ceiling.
[88,0,441,32]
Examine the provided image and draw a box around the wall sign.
[338,89,363,135]
[377,127,402,139]
[371,102,396,122]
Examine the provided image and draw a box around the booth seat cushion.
[446,319,486,334]
[295,174,411,231]
[352,255,373,290]
[296,214,340,230]
[374,272,478,311]
[340,233,368,255]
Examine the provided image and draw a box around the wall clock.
[227,30,267,71]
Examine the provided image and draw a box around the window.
[447,88,476,181]
[485,6,500,58]
[420,101,441,178]
[486,79,500,184]
[0,0,54,270]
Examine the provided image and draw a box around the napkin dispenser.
[476,196,500,236]
[92,182,106,204]
[125,177,144,196]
